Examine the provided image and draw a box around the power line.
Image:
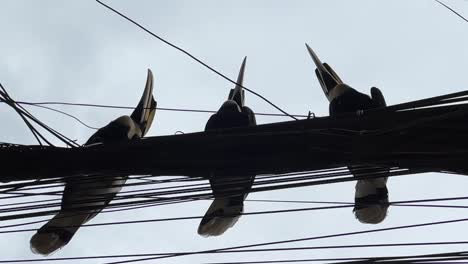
[0,204,355,235]
[23,103,100,130]
[0,83,79,147]
[6,191,468,233]
[0,168,401,222]
[103,216,468,264]
[1,2,467,262]
[14,101,309,118]
[0,167,447,224]
[1,100,308,131]
[435,0,468,23]
[94,0,298,120]
[1,241,468,263]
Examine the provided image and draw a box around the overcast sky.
[1,0,468,263]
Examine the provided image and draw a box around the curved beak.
[305,44,343,101]
[130,69,157,137]
[228,57,247,106]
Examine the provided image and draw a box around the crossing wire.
[0,241,468,263]
[94,0,298,120]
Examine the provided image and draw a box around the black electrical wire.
[0,167,395,220]
[0,168,385,226]
[7,193,468,235]
[1,90,45,145]
[94,0,298,120]
[0,168,466,260]
[0,167,425,221]
[0,166,432,223]
[1,4,468,262]
[435,0,468,23]
[5,190,468,228]
[0,94,468,249]
[3,88,468,194]
[204,252,468,264]
[23,103,99,130]
[0,82,79,147]
[0,197,202,231]
[2,241,468,263]
[0,174,203,194]
[2,99,306,133]
[13,101,309,118]
[329,250,468,264]
[5,188,468,235]
[0,204,355,235]
[103,216,468,264]
[0,167,352,204]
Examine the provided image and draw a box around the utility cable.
[103,216,468,264]
[435,0,468,23]
[94,0,298,120]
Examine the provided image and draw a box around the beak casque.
[305,43,343,101]
[228,57,247,107]
[130,69,157,137]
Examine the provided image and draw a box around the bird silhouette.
[306,44,389,224]
[198,57,257,236]
[30,69,157,255]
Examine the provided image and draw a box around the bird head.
[218,57,248,114]
[305,44,349,102]
[227,57,247,107]
[130,69,157,137]
[85,69,157,145]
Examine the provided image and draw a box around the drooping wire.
[435,0,468,23]
[0,82,79,147]
[0,167,398,221]
[0,167,382,228]
[4,194,468,234]
[1,87,46,145]
[1,99,307,132]
[14,101,309,118]
[0,169,464,231]
[0,165,436,218]
[1,241,468,263]
[7,189,468,235]
[102,216,468,264]
[94,0,298,120]
[23,103,99,130]
[203,250,468,264]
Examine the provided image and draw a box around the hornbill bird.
[198,57,257,237]
[30,69,157,255]
[305,44,389,224]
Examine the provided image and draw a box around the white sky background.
[1,0,468,263]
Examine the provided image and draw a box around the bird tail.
[30,212,88,256]
[198,198,244,237]
[353,176,389,224]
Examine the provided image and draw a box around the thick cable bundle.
[2,90,468,182]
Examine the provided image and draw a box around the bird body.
[328,85,380,115]
[306,44,389,224]
[30,69,157,255]
[198,57,256,237]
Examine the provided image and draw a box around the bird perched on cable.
[305,44,389,224]
[198,57,257,237]
[30,69,157,255]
